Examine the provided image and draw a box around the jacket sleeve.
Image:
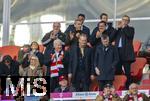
[68,49,73,74]
[89,27,99,46]
[122,26,135,40]
[111,46,119,68]
[41,32,52,46]
[94,47,99,69]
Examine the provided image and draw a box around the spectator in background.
[68,34,94,91]
[42,22,66,66]
[54,75,75,92]
[96,84,121,101]
[90,13,115,46]
[48,39,67,92]
[20,55,47,76]
[94,34,119,90]
[65,13,90,39]
[18,44,31,67]
[20,41,44,70]
[114,15,135,89]
[90,21,108,47]
[0,55,19,95]
[123,83,149,101]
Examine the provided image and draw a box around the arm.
[111,46,119,68]
[122,26,135,40]
[41,32,53,46]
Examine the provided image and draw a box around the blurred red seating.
[133,40,142,56]
[131,57,147,81]
[113,75,127,90]
[142,79,150,85]
[0,45,20,60]
[138,85,150,90]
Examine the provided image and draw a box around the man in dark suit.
[94,34,119,90]
[68,34,94,91]
[90,13,115,46]
[90,21,108,46]
[114,15,135,89]
[65,14,90,39]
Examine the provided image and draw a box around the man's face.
[79,36,87,47]
[53,22,61,31]
[74,20,82,30]
[98,23,106,32]
[101,37,109,47]
[31,42,38,50]
[59,79,68,87]
[54,42,62,52]
[78,16,85,24]
[130,84,138,95]
[122,16,130,26]
[104,87,111,95]
[4,60,10,66]
[101,15,108,22]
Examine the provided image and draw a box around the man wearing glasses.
[114,15,135,89]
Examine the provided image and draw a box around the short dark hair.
[101,34,109,40]
[78,13,85,18]
[123,15,130,22]
[100,13,108,19]
[98,21,107,26]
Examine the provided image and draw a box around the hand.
[96,31,102,38]
[90,75,95,81]
[76,32,80,38]
[69,32,74,40]
[68,73,72,78]
[95,67,100,75]
[87,42,92,48]
[50,31,57,39]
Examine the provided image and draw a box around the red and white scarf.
[50,50,64,77]
[102,93,113,101]
[128,93,143,101]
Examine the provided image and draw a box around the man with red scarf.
[123,83,149,101]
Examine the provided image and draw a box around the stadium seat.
[113,75,127,90]
[90,79,99,91]
[138,85,150,90]
[0,45,20,60]
[131,57,147,82]
[142,79,150,85]
[133,40,142,56]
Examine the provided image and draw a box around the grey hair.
[53,39,63,48]
[129,83,138,89]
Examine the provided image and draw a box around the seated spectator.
[20,55,47,76]
[65,13,90,39]
[94,34,119,90]
[0,55,19,76]
[110,86,122,101]
[0,55,19,94]
[18,44,31,67]
[20,41,44,69]
[42,22,66,66]
[123,83,149,101]
[96,84,121,101]
[54,75,75,92]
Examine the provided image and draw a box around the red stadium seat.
[0,45,20,60]
[90,79,99,91]
[138,85,150,90]
[142,79,150,85]
[133,40,142,56]
[131,58,147,81]
[113,75,127,90]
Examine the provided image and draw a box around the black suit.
[94,44,119,90]
[90,22,115,46]
[114,25,135,89]
[68,45,94,91]
[65,24,90,38]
